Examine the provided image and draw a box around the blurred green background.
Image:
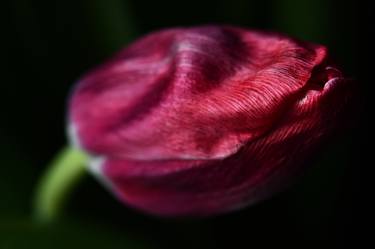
[1,0,372,248]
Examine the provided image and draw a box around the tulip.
[46,25,355,217]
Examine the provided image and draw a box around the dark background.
[1,0,373,248]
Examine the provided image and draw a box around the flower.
[68,25,354,216]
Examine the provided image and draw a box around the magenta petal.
[68,25,355,216]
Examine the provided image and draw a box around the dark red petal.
[70,26,328,160]
[98,77,353,216]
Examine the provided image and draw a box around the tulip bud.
[68,26,355,216]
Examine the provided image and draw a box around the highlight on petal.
[68,25,355,216]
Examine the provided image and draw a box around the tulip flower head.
[68,26,354,216]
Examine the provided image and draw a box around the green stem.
[33,146,88,223]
